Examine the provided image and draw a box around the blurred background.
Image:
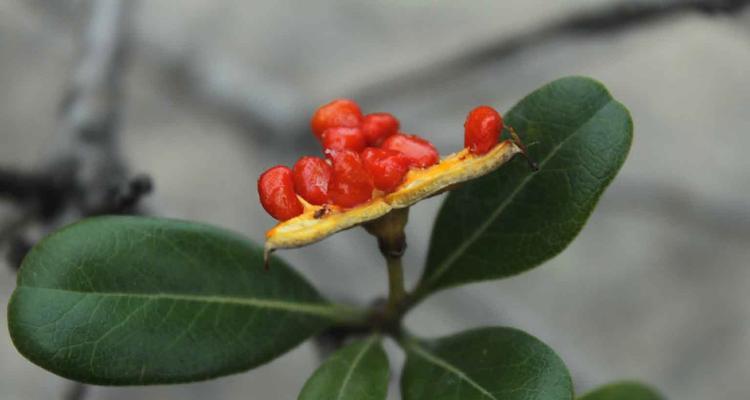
[1,0,749,399]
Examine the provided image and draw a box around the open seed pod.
[264,138,525,262]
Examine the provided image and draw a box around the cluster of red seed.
[258,99,504,221]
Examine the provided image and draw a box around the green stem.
[363,208,411,328]
[331,303,371,326]
[386,255,406,311]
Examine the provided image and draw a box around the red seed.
[361,113,400,146]
[327,149,374,208]
[293,156,332,205]
[310,99,363,140]
[464,105,503,155]
[381,133,439,168]
[257,166,304,221]
[321,127,367,153]
[361,147,411,192]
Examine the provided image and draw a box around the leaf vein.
[20,286,346,320]
[335,336,378,400]
[409,342,498,400]
[423,98,615,289]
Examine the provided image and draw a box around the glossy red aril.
[361,147,411,192]
[310,99,363,140]
[327,149,374,208]
[257,166,304,221]
[381,133,439,168]
[361,112,399,146]
[464,105,503,155]
[293,156,332,205]
[321,127,367,152]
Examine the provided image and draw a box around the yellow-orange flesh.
[265,140,521,254]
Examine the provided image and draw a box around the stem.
[363,207,410,324]
[64,382,88,400]
[386,255,406,311]
[332,304,371,327]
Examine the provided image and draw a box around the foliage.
[299,336,389,400]
[578,382,664,400]
[7,77,658,399]
[419,76,632,294]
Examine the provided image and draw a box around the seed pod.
[266,140,523,255]
[263,101,536,261]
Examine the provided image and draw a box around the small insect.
[313,204,331,219]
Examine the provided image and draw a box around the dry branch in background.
[22,0,749,147]
[0,1,146,398]
[0,0,150,274]
[350,0,750,105]
[167,0,750,143]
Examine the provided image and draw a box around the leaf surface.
[420,76,633,293]
[578,382,664,400]
[8,216,355,385]
[299,335,389,400]
[401,327,573,400]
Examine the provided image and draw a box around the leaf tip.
[263,244,274,271]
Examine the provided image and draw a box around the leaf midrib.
[422,97,615,290]
[18,286,352,320]
[335,336,378,400]
[408,341,498,400]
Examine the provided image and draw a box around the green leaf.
[401,327,573,400]
[578,382,664,400]
[298,335,389,400]
[419,76,633,294]
[8,216,359,385]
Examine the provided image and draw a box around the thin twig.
[2,2,140,398]
[24,0,749,145]
[21,1,138,398]
[1,0,143,264]
[63,382,88,400]
[47,0,133,217]
[0,168,47,200]
[0,209,36,246]
[350,0,750,105]
[159,0,750,143]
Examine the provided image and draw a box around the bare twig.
[63,382,88,400]
[143,0,750,144]
[1,0,143,397]
[48,0,133,216]
[0,167,71,220]
[1,0,147,267]
[0,168,48,200]
[349,0,750,105]
[604,179,750,240]
[24,0,749,146]
[168,52,312,149]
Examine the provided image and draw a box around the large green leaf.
[578,382,663,400]
[419,76,632,294]
[298,335,389,400]
[401,327,573,400]
[8,216,359,385]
